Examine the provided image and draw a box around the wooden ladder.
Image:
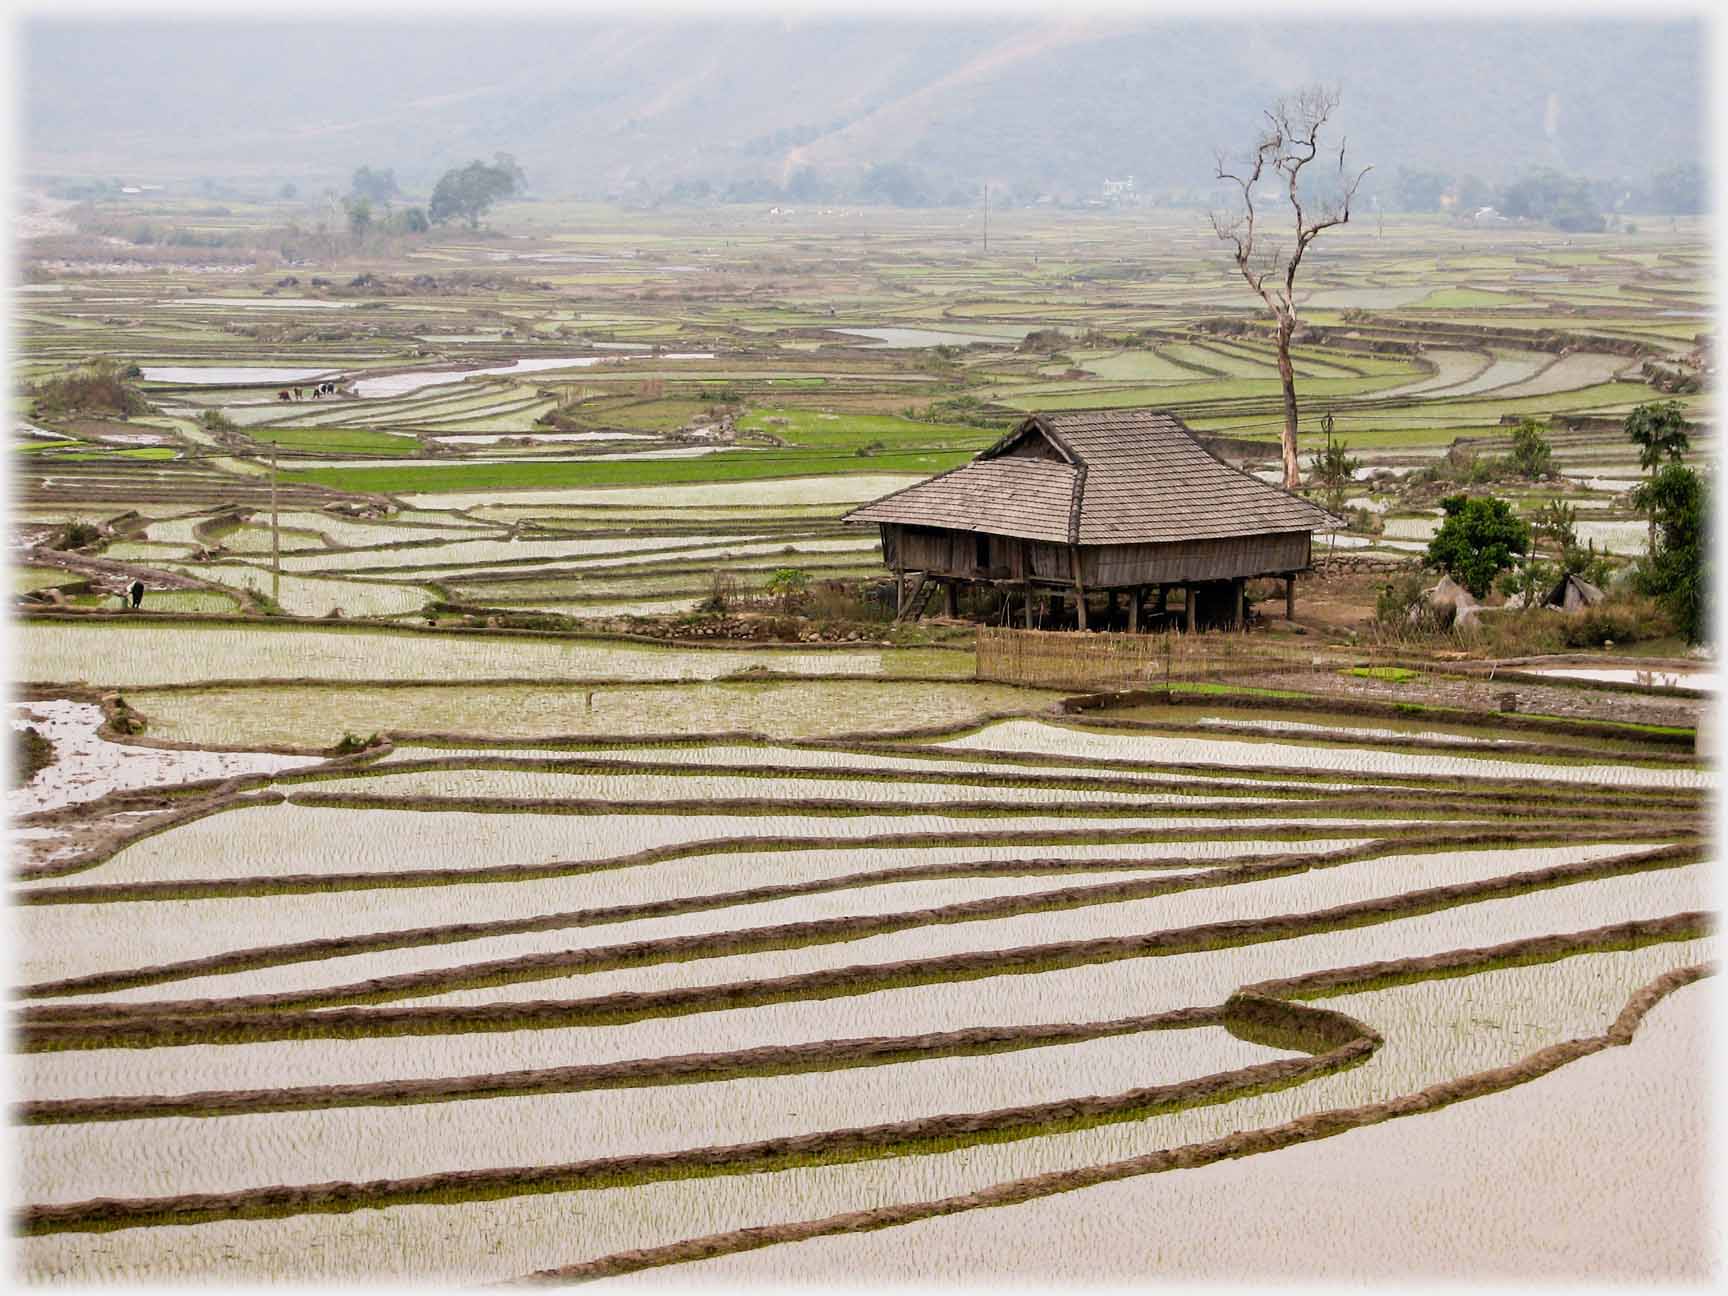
[895,573,938,623]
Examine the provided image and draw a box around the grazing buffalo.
[277,390,291,402]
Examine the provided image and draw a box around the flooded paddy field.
[10,198,1713,1285]
[9,621,1711,1284]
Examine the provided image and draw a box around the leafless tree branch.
[1209,83,1365,488]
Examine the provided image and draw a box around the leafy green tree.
[1508,418,1553,479]
[401,206,429,234]
[1626,400,1692,558]
[491,152,529,194]
[765,567,809,612]
[429,159,523,229]
[1306,414,1360,513]
[1531,497,1577,553]
[1424,494,1530,597]
[344,196,372,237]
[1624,400,1690,472]
[1525,496,1607,588]
[350,165,401,204]
[1633,463,1708,643]
[1499,168,1603,232]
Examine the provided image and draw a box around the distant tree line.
[332,153,527,237]
[1388,162,1706,230]
[655,162,1053,210]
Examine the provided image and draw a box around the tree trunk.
[1275,316,1302,490]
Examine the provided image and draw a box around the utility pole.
[270,445,280,604]
[982,182,989,255]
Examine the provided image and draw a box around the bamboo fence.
[975,626,1344,691]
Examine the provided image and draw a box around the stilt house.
[844,408,1337,629]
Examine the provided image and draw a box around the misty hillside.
[23,17,1703,199]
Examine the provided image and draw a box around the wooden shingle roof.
[844,409,1336,545]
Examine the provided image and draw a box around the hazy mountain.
[21,17,1704,199]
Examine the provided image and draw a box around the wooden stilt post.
[1286,573,1296,621]
[941,581,957,618]
[1155,585,1168,614]
[1048,594,1062,622]
[1128,587,1140,634]
[1069,546,1087,632]
[893,569,904,615]
[1184,584,1196,634]
[1024,586,1034,629]
[1232,577,1245,628]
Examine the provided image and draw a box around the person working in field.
[127,579,144,609]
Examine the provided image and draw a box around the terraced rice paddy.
[11,197,1712,1284]
[9,619,1712,1283]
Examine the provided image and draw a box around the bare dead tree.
[1211,85,1371,490]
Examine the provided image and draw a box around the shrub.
[764,567,810,612]
[1468,596,1673,656]
[30,359,152,418]
[1370,570,1455,638]
[913,394,1005,429]
[1306,416,1360,513]
[1346,506,1383,535]
[1374,571,1426,627]
[1508,419,1553,479]
[698,570,738,613]
[198,409,238,433]
[13,726,54,788]
[1562,597,1672,649]
[806,579,894,624]
[1409,445,1503,489]
[1633,462,1708,643]
[1018,328,1071,353]
[1530,498,1577,555]
[1424,494,1530,597]
[329,731,381,755]
[51,518,103,550]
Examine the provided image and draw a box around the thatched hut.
[844,409,1337,629]
[1547,572,1605,613]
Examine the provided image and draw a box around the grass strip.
[15,1006,1227,1124]
[16,843,1703,1047]
[14,821,1670,906]
[275,788,1680,828]
[16,1000,1374,1235]
[506,952,1712,1284]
